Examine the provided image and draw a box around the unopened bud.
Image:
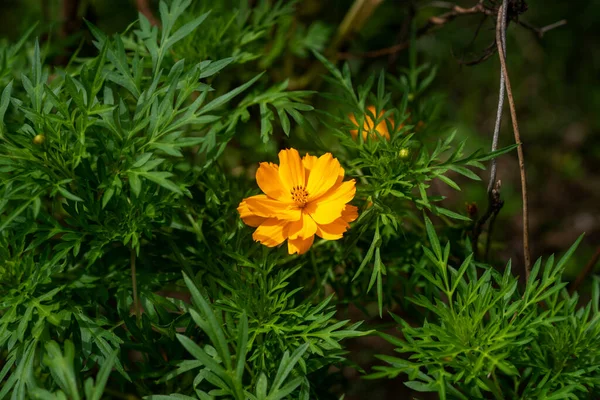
[33,134,45,145]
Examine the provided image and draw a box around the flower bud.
[33,134,45,145]
[398,148,410,159]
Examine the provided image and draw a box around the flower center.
[291,186,309,207]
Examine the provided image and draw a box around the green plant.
[371,220,599,399]
[0,1,595,399]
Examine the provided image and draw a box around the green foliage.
[172,0,296,65]
[371,223,599,399]
[164,273,312,399]
[312,52,517,316]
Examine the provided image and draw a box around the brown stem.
[339,1,564,61]
[425,2,490,26]
[136,0,160,27]
[456,41,497,66]
[131,247,141,324]
[570,247,600,294]
[495,1,531,280]
[473,1,507,259]
[339,1,491,60]
[517,19,567,39]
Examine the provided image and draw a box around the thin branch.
[339,1,491,60]
[488,0,507,193]
[570,247,600,294]
[467,12,489,50]
[453,13,492,66]
[425,2,492,26]
[340,1,565,61]
[496,0,531,279]
[456,41,497,66]
[517,19,567,39]
[471,2,507,259]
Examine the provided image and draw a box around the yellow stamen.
[291,186,309,207]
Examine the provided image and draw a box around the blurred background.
[0,0,597,398]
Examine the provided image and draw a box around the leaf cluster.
[372,220,599,399]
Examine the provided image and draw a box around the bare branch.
[455,41,496,66]
[517,19,567,39]
[339,1,492,60]
[495,0,531,278]
[488,0,507,194]
[339,1,563,61]
[471,1,507,261]
[425,2,492,26]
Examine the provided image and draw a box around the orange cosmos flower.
[238,149,358,255]
[349,105,395,141]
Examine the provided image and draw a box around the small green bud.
[398,148,410,159]
[33,134,45,145]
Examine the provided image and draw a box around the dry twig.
[518,19,567,39]
[472,1,506,260]
[339,1,492,60]
[495,0,531,279]
[339,0,566,61]
[489,0,507,194]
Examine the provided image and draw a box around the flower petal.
[315,204,358,240]
[278,149,306,192]
[245,194,301,221]
[286,212,318,240]
[287,235,315,255]
[349,105,392,141]
[305,180,356,225]
[302,153,318,169]
[304,153,344,185]
[306,153,342,201]
[252,218,288,247]
[302,153,318,182]
[256,162,288,201]
[316,217,349,240]
[341,204,358,223]
[238,200,267,227]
